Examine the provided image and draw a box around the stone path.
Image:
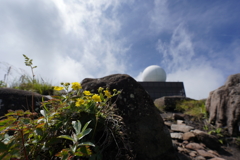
[161,113,240,160]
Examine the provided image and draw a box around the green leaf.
[72,134,78,144]
[21,118,31,124]
[100,93,104,101]
[78,142,95,147]
[0,141,8,152]
[58,135,74,142]
[77,128,92,140]
[55,149,70,159]
[35,128,43,136]
[76,146,93,156]
[70,144,77,153]
[40,110,47,118]
[72,120,81,135]
[82,120,92,132]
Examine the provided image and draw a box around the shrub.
[175,99,207,120]
[0,82,122,159]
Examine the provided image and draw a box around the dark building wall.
[138,82,186,100]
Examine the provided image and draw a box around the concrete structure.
[138,65,186,100]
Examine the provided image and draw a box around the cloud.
[0,0,239,100]
[156,24,225,99]
[0,0,129,85]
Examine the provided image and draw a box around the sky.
[0,0,239,100]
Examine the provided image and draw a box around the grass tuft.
[10,75,53,95]
[175,99,207,120]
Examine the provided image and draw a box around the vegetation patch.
[10,75,53,95]
[175,99,207,120]
[0,55,130,160]
[0,82,125,159]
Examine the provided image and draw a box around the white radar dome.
[142,65,166,82]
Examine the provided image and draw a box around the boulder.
[206,73,240,136]
[194,132,221,150]
[154,96,194,112]
[0,88,48,117]
[81,74,177,160]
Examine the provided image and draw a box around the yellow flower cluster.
[53,82,119,107]
[92,94,101,102]
[75,98,85,107]
[83,90,101,101]
[104,90,112,98]
[83,91,92,95]
[71,82,82,90]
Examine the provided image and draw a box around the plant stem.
[20,127,29,160]
[31,66,35,112]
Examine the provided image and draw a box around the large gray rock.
[0,88,48,117]
[81,74,177,160]
[206,73,240,136]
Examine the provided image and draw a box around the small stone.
[183,132,195,141]
[197,150,216,158]
[185,143,204,150]
[183,140,189,144]
[171,133,183,139]
[189,151,197,157]
[192,129,204,134]
[177,146,184,152]
[209,158,226,160]
[177,120,185,125]
[172,140,180,146]
[130,93,134,98]
[195,156,206,160]
[207,150,220,157]
[171,124,194,133]
[164,121,172,127]
[200,143,206,148]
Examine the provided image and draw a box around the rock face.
[81,74,177,160]
[154,96,194,112]
[0,88,48,117]
[206,73,240,136]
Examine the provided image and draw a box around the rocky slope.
[161,112,240,160]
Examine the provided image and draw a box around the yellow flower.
[83,90,92,95]
[71,82,82,90]
[92,94,101,102]
[98,87,104,92]
[75,98,85,106]
[54,86,64,91]
[104,90,112,98]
